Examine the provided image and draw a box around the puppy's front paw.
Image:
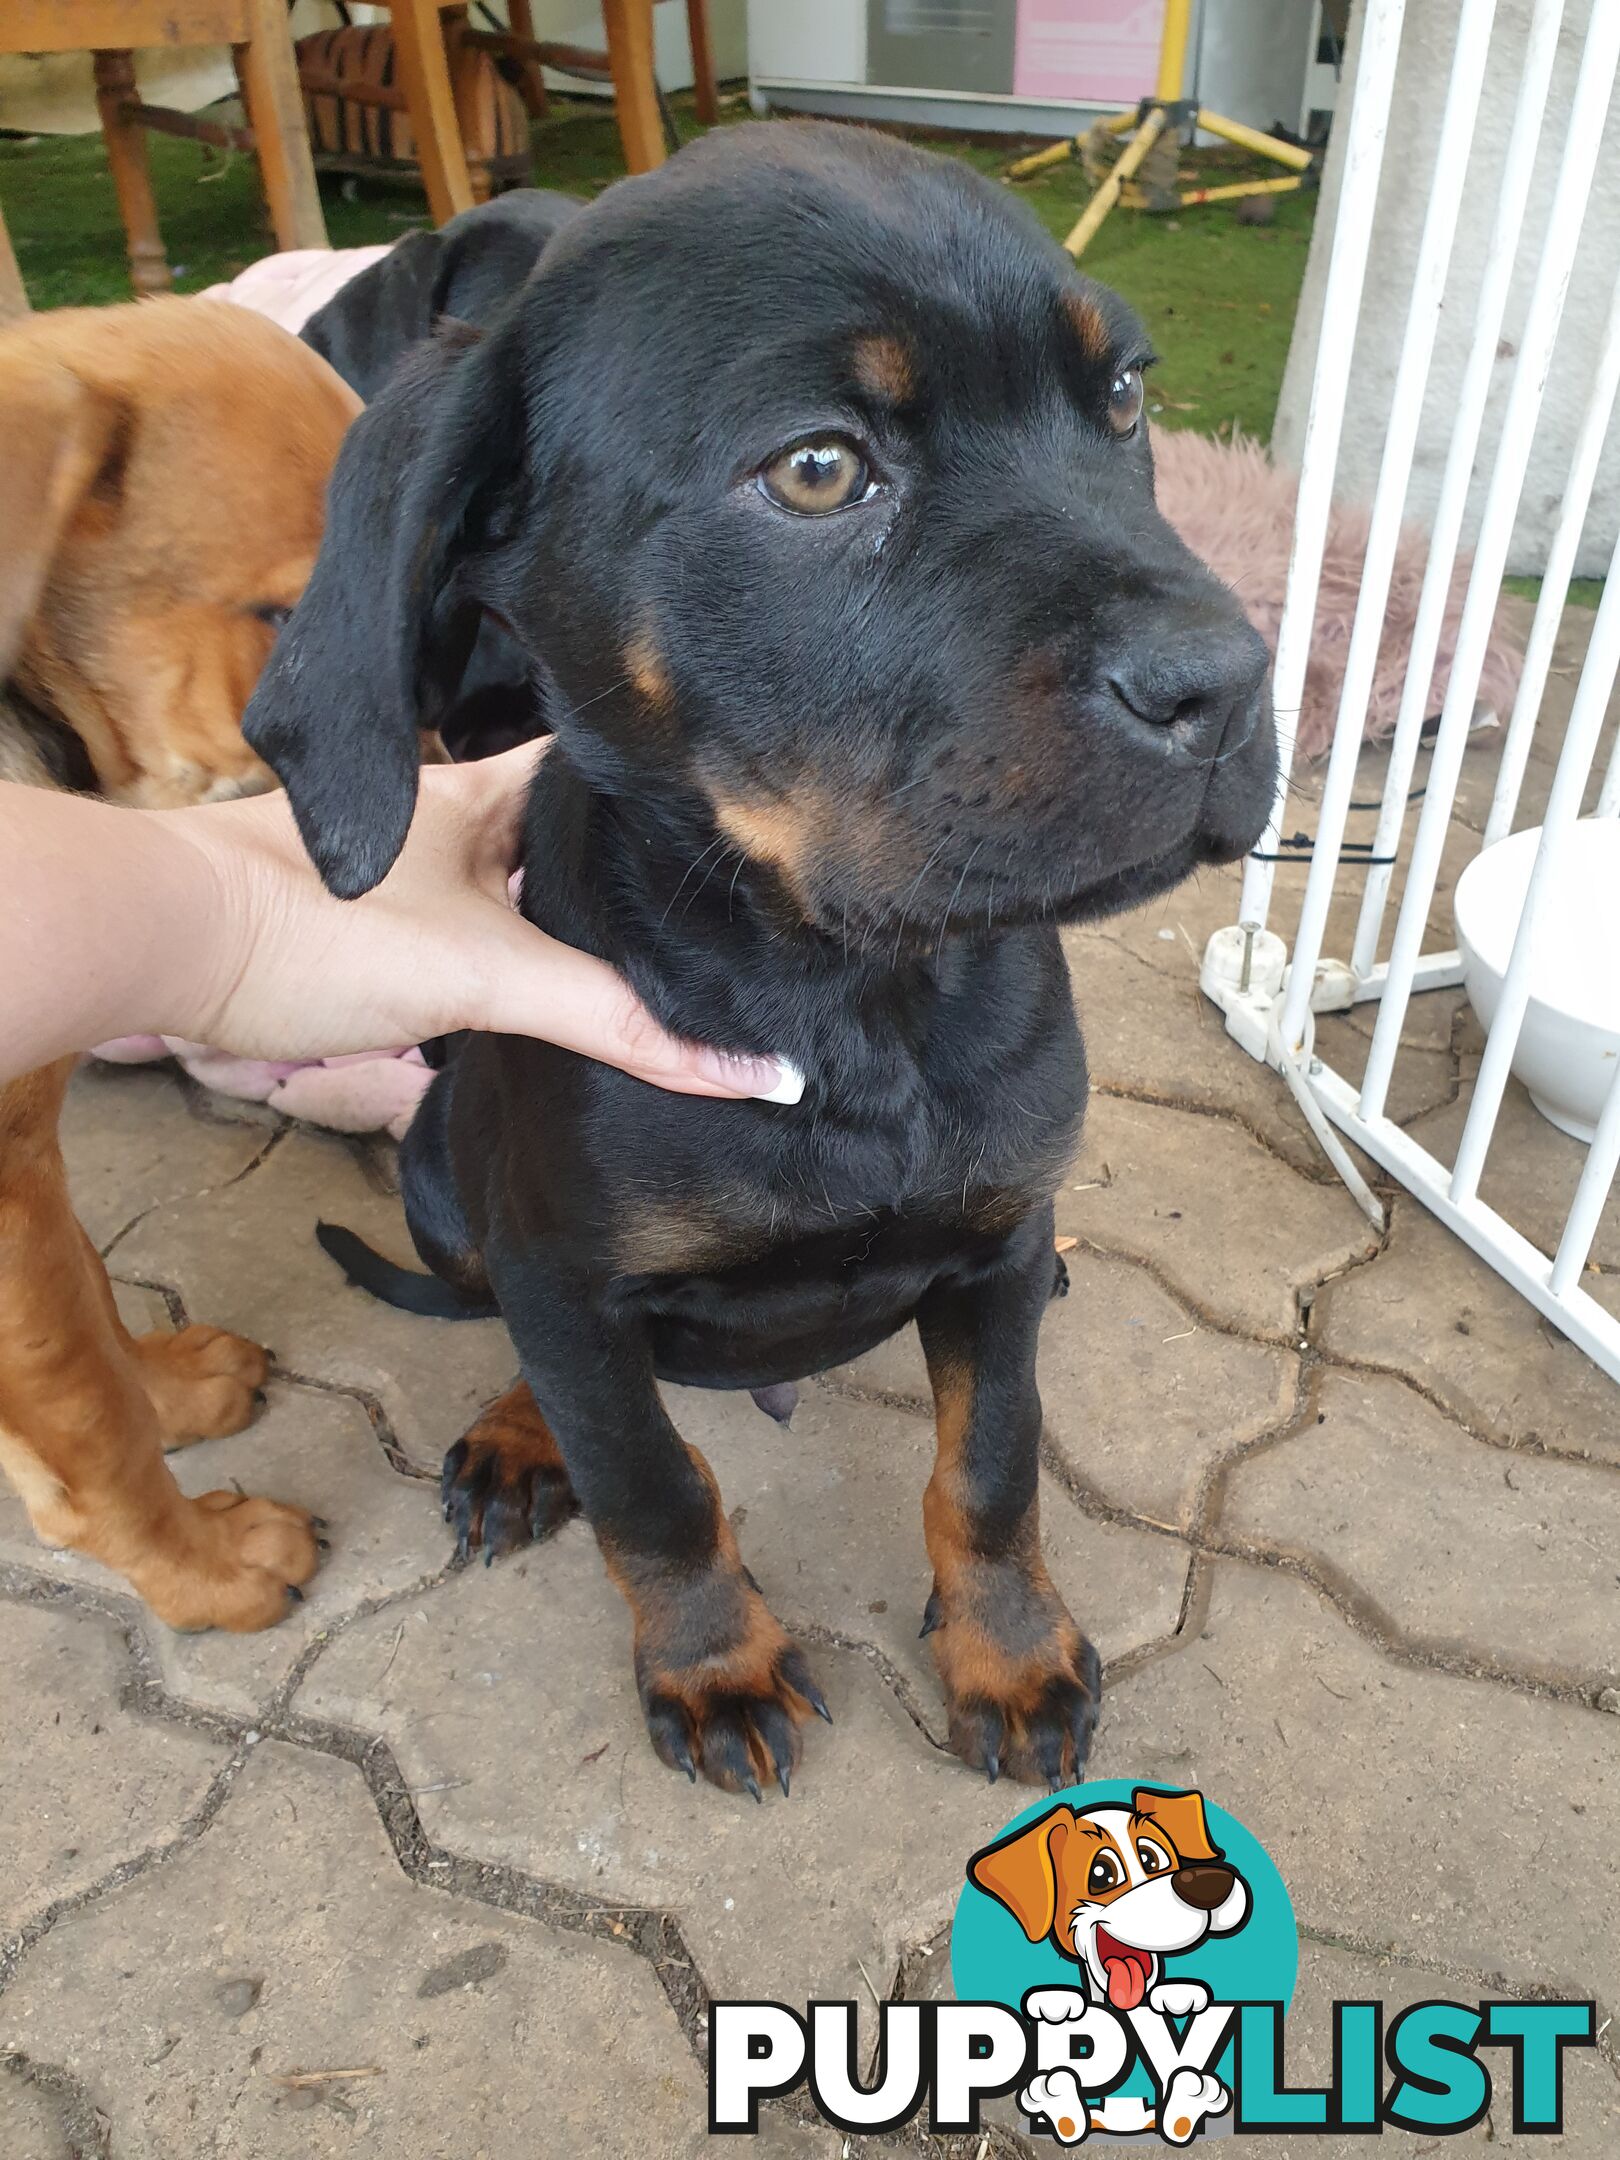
[925,1564,1101,1788]
[1019,2069,1091,2144]
[135,1325,269,1445]
[442,1382,578,1560]
[138,1490,321,1632]
[634,1577,830,1800]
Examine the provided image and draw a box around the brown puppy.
[0,299,359,1629]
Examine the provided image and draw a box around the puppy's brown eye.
[759,436,871,515]
[1108,368,1145,437]
[1136,1838,1171,1876]
[1088,1852,1123,1896]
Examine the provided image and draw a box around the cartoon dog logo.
[968,1787,1251,2143]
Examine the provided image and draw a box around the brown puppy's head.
[0,300,360,805]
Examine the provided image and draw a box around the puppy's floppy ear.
[1132,1787,1222,1864]
[967,1807,1076,1944]
[244,319,524,898]
[0,352,126,678]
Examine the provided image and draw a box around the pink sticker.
[1013,0,1167,107]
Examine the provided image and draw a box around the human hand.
[170,743,794,1099]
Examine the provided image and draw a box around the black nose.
[1105,617,1270,753]
[1172,1864,1236,1911]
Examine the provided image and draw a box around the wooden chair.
[0,0,327,300]
[372,0,717,225]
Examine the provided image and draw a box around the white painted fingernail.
[756,1057,805,1106]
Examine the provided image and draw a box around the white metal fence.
[1202,0,1620,1379]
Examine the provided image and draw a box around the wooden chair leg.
[0,203,29,323]
[503,0,551,120]
[603,0,665,174]
[444,11,494,203]
[235,0,328,251]
[91,50,171,296]
[388,0,477,224]
[685,0,719,127]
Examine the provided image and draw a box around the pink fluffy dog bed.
[96,251,1523,1138]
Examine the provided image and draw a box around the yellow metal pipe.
[1155,0,1193,101]
[1178,175,1306,207]
[1006,136,1080,180]
[1193,107,1316,171]
[1101,106,1139,134]
[1064,105,1168,259]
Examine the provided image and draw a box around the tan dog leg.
[0,1062,319,1630]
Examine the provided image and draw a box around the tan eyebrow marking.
[1063,290,1112,362]
[852,332,915,404]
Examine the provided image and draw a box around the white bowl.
[1453,819,1620,1142]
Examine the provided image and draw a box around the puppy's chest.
[614,1085,1075,1280]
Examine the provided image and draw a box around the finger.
[468,912,796,1100]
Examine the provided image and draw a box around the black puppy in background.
[248,123,1276,1801]
[301,188,580,399]
[302,189,580,762]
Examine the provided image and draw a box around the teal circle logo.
[951,1781,1297,2143]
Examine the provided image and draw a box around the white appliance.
[747,0,1330,141]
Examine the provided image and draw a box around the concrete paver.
[1063,1091,1380,1339]
[1316,1196,1620,1464]
[1219,1366,1620,1693]
[0,1743,711,2160]
[110,1125,521,1473]
[0,1601,227,1940]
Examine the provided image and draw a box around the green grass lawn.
[2,93,1315,443]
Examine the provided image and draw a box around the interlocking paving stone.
[0,1379,451,1721]
[61,1064,273,1254]
[299,1534,1054,2021]
[1066,929,1457,1171]
[0,1743,711,2160]
[1316,1197,1620,1466]
[666,1380,1188,1690]
[826,1245,1297,1531]
[109,1124,520,1473]
[0,2066,71,2160]
[0,1601,226,1939]
[1090,1563,1620,2011]
[1062,1093,1381,1339]
[1219,1367,1620,1693]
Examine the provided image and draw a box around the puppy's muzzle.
[1099,608,1271,768]
[1171,1863,1237,1912]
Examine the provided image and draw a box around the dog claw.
[985,1753,1000,1785]
[776,1763,791,1800]
[920,1588,944,1638]
[286,1584,305,1605]
[316,1537,332,1553]
[743,1772,763,1805]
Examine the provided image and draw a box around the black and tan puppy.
[245,122,1276,1799]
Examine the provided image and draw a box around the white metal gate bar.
[1347,0,1568,985]
[1237,0,1409,937]
[1273,0,1500,1062]
[1201,0,1620,1382]
[1485,264,1620,849]
[1356,0,1620,1124]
